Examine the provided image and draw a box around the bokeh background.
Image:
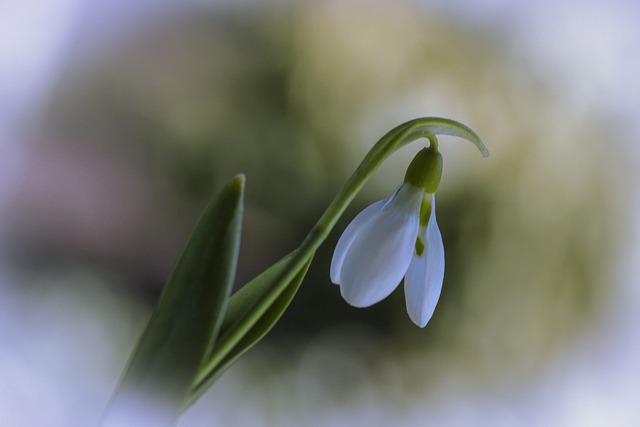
[1,0,639,426]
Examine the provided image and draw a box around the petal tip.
[409,312,431,328]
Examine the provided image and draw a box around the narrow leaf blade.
[102,175,244,427]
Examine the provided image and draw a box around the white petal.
[339,184,422,307]
[404,196,445,327]
[330,199,385,284]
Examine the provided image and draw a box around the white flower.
[330,148,445,327]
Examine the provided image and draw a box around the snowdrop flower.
[331,147,444,327]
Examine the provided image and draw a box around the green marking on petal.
[415,236,425,257]
[419,195,432,227]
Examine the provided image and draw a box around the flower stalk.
[191,117,488,397]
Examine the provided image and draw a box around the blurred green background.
[1,0,638,426]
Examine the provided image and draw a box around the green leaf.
[185,251,312,407]
[101,175,244,427]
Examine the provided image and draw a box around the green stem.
[305,116,487,252]
[192,117,487,390]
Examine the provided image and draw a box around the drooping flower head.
[330,145,445,327]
